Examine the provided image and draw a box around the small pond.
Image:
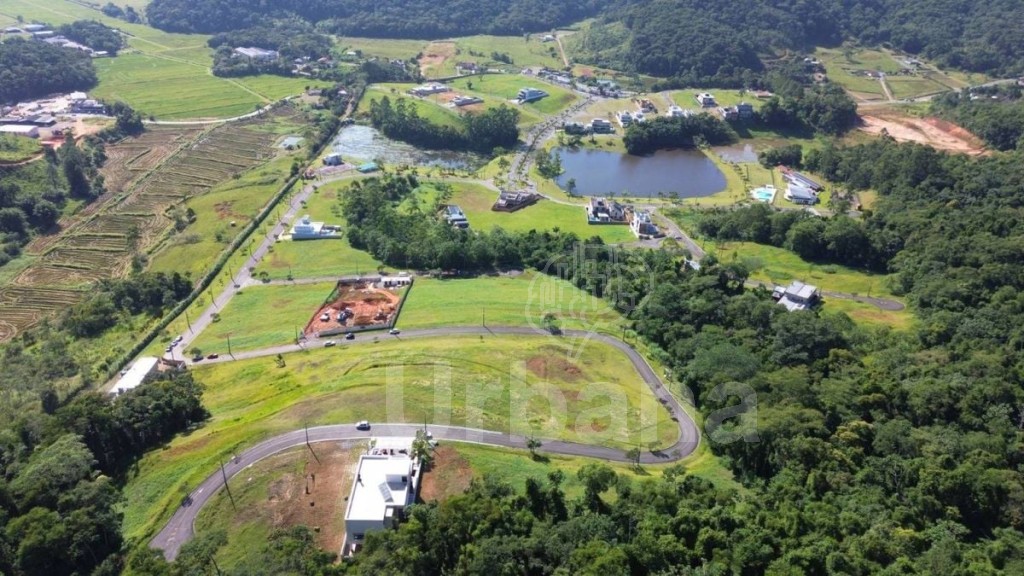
[715,143,758,163]
[331,125,484,171]
[553,148,727,199]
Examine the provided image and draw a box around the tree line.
[931,84,1024,151]
[0,38,96,104]
[145,0,614,38]
[0,371,207,575]
[622,113,735,155]
[576,0,1024,84]
[57,20,124,55]
[368,96,519,155]
[208,19,333,78]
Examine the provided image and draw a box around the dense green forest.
[574,0,1024,84]
[0,135,107,266]
[57,20,124,55]
[101,3,143,24]
[368,96,520,154]
[0,38,97,103]
[145,0,614,38]
[932,84,1024,151]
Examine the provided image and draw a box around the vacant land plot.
[122,334,676,540]
[191,282,336,354]
[858,112,986,155]
[451,35,564,74]
[447,74,578,116]
[339,37,429,61]
[398,272,625,334]
[358,85,464,129]
[195,443,361,570]
[886,76,950,100]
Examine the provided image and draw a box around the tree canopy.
[0,38,97,104]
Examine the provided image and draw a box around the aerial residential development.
[0,0,1022,574]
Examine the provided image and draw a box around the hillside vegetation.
[146,0,614,37]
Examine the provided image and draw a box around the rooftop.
[345,440,418,523]
[112,356,159,395]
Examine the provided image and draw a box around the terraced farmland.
[0,106,303,342]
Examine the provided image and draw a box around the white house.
[630,210,658,237]
[234,47,279,62]
[111,356,159,395]
[773,281,820,311]
[695,92,716,107]
[784,183,818,205]
[291,215,339,239]
[409,83,449,97]
[343,438,421,556]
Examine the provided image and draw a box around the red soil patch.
[213,201,245,220]
[525,354,583,382]
[419,445,473,502]
[858,113,987,155]
[305,282,402,335]
[418,41,456,75]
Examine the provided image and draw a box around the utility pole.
[185,308,192,333]
[221,460,236,510]
[482,306,486,327]
[227,335,233,357]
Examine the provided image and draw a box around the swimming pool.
[750,185,776,203]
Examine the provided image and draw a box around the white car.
[324,340,336,347]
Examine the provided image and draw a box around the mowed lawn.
[121,335,678,541]
[420,181,636,243]
[398,272,625,334]
[93,55,263,120]
[447,74,578,116]
[191,282,336,353]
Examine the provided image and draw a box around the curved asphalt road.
[151,326,699,560]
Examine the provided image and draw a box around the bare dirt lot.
[305,282,402,334]
[418,41,456,76]
[858,113,987,155]
[419,445,473,502]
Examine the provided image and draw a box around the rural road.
[152,324,700,560]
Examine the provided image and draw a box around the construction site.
[304,278,409,336]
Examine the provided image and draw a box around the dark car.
[345,332,355,340]
[356,420,370,430]
[207,353,219,359]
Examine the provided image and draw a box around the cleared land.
[194,444,360,570]
[0,135,41,163]
[191,282,336,354]
[397,273,625,334]
[122,335,677,541]
[857,111,987,155]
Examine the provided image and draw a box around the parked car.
[356,420,371,430]
[324,340,336,347]
[207,353,219,359]
[389,329,401,335]
[173,335,184,344]
[345,332,355,340]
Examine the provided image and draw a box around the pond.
[331,125,484,171]
[553,148,727,199]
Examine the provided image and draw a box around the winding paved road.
[152,325,699,560]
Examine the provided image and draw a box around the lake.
[553,148,727,199]
[331,125,484,170]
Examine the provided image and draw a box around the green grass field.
[397,272,626,334]
[711,240,897,298]
[190,281,336,354]
[0,134,41,162]
[886,76,949,99]
[455,35,564,72]
[338,37,429,61]
[121,334,678,541]
[669,90,765,112]
[419,181,636,243]
[447,74,578,116]
[148,156,296,278]
[359,85,465,129]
